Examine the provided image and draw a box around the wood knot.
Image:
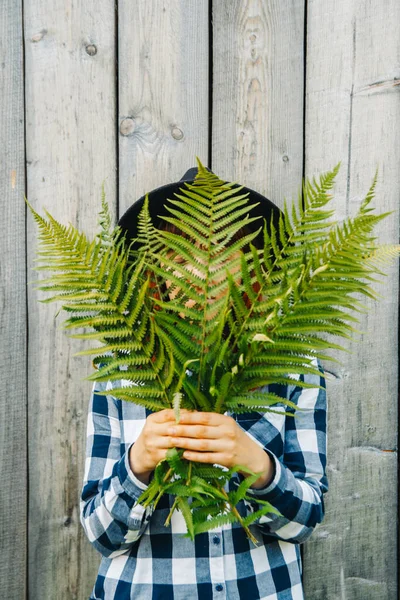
[31,30,47,43]
[120,118,136,136]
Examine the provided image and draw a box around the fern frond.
[94,388,166,411]
[191,512,237,536]
[241,502,281,527]
[177,497,195,539]
[229,471,263,506]
[230,165,343,345]
[135,194,165,257]
[28,158,400,541]
[364,244,400,266]
[192,464,230,480]
[27,203,176,407]
[95,183,114,246]
[165,448,188,477]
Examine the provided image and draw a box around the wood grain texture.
[24,1,117,598]
[5,0,398,597]
[0,3,27,599]
[118,0,209,217]
[303,1,399,598]
[212,0,305,208]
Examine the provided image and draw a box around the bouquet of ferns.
[28,159,399,541]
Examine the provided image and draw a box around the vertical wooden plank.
[211,0,310,580]
[304,1,399,598]
[212,0,305,206]
[118,0,209,215]
[0,2,27,599]
[24,2,117,598]
[212,0,305,581]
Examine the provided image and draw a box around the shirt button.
[215,584,223,592]
[213,535,220,545]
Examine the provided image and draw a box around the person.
[79,167,328,600]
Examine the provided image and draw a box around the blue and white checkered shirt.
[80,361,328,600]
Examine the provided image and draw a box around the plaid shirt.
[80,361,328,600]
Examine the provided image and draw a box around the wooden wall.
[303,2,399,598]
[1,2,27,599]
[1,1,398,598]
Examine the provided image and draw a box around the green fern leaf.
[177,497,195,539]
[28,158,400,541]
[191,512,237,536]
[241,502,281,527]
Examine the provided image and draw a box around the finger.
[145,434,177,450]
[182,451,229,466]
[148,408,194,424]
[165,424,221,439]
[177,411,227,426]
[171,436,228,453]
[150,409,178,423]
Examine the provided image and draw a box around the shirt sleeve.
[79,380,153,558]
[245,358,328,544]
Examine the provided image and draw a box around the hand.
[166,411,275,489]
[129,409,180,485]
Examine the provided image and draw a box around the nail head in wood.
[85,44,97,56]
[171,127,184,140]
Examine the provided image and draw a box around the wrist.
[129,443,153,485]
[249,450,275,490]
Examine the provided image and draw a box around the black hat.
[118,166,282,243]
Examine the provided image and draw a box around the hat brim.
[118,178,282,243]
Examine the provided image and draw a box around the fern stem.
[152,467,174,510]
[152,489,164,510]
[197,187,216,391]
[187,461,193,486]
[163,467,173,483]
[164,497,179,527]
[218,486,258,546]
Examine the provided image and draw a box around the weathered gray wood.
[0,3,27,599]
[212,0,305,207]
[24,2,117,598]
[6,1,398,597]
[303,1,399,598]
[118,0,209,217]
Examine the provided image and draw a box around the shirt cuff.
[247,449,288,502]
[116,442,150,498]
